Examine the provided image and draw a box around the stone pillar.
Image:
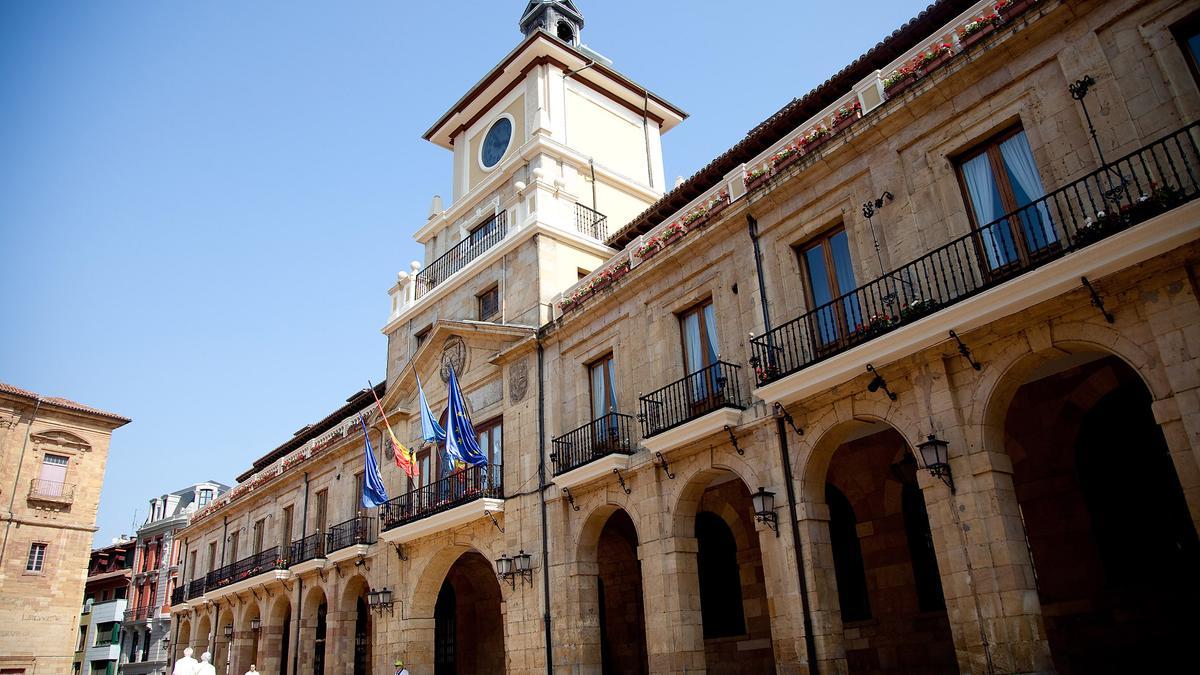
[260,623,284,675]
[554,559,602,672]
[638,535,704,674]
[793,501,848,675]
[231,630,255,675]
[325,609,355,675]
[921,445,1053,675]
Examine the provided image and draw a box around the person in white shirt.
[195,652,216,675]
[244,665,261,675]
[172,647,199,675]
[394,659,410,675]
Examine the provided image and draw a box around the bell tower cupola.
[520,1,584,46]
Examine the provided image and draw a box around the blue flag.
[444,366,488,467]
[416,374,446,443]
[359,416,389,508]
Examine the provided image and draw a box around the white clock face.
[480,117,513,170]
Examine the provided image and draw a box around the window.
[957,127,1054,270]
[198,489,213,508]
[578,268,591,280]
[477,285,499,322]
[207,542,217,573]
[680,300,722,403]
[37,453,69,496]
[479,117,513,170]
[799,226,861,346]
[253,518,266,555]
[188,551,198,580]
[589,354,617,420]
[415,325,432,351]
[77,625,87,651]
[26,542,46,572]
[281,505,294,549]
[97,622,119,647]
[469,215,500,248]
[228,531,239,564]
[1173,12,1200,88]
[315,489,329,533]
[353,472,365,516]
[476,418,503,467]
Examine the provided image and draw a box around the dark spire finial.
[519,1,584,45]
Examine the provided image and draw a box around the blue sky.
[0,0,930,545]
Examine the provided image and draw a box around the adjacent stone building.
[170,0,1200,673]
[120,481,227,675]
[75,539,135,675]
[0,383,130,674]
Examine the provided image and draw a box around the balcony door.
[38,454,69,497]
[800,227,860,348]
[590,355,619,447]
[958,128,1055,272]
[681,301,722,409]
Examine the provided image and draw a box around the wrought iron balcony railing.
[380,464,503,531]
[639,362,745,438]
[123,605,154,622]
[574,203,609,240]
[289,532,325,566]
[415,211,507,299]
[186,578,206,600]
[204,546,282,591]
[170,586,186,606]
[28,479,75,503]
[326,515,377,554]
[751,122,1200,386]
[551,412,634,475]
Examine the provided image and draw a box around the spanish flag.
[368,381,418,479]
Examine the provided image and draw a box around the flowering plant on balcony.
[916,43,954,70]
[898,298,940,322]
[635,235,663,259]
[799,126,830,148]
[832,100,862,124]
[962,12,1002,37]
[882,63,918,90]
[852,312,897,339]
[745,164,769,184]
[770,143,800,168]
[661,221,688,242]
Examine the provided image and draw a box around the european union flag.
[359,416,390,508]
[444,366,488,467]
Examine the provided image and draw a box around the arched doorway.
[595,510,648,674]
[354,596,370,675]
[821,421,956,673]
[215,607,235,674]
[1000,352,1199,673]
[433,551,505,675]
[314,599,327,675]
[194,614,211,656]
[675,469,777,673]
[266,595,291,675]
[175,618,191,664]
[240,602,261,671]
[300,586,328,675]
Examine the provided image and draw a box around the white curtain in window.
[999,132,1056,249]
[683,312,704,375]
[591,363,607,420]
[703,304,718,364]
[962,152,1006,268]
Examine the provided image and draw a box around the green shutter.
[110,623,120,644]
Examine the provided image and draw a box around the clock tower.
[383,1,685,385]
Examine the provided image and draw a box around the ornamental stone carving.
[509,358,530,402]
[439,335,468,382]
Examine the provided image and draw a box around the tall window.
[680,300,721,404]
[957,127,1054,270]
[281,505,294,550]
[26,542,46,572]
[477,417,503,468]
[799,226,861,346]
[589,354,617,420]
[207,542,217,573]
[1173,12,1200,88]
[353,472,365,516]
[469,214,500,247]
[315,489,329,534]
[253,519,266,555]
[38,453,69,496]
[228,531,239,564]
[198,489,213,508]
[477,286,499,322]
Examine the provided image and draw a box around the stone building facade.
[170,0,1200,673]
[0,383,130,674]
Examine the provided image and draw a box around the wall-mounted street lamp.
[223,624,233,639]
[250,617,261,634]
[916,434,954,493]
[161,634,170,652]
[367,588,394,615]
[751,487,779,537]
[496,550,533,589]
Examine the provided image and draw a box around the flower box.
[707,195,730,219]
[960,22,996,49]
[773,150,803,174]
[884,74,917,99]
[919,52,952,75]
[663,231,685,247]
[745,172,770,192]
[799,135,829,156]
[998,0,1036,20]
[831,110,861,135]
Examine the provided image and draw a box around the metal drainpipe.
[0,398,41,566]
[776,411,820,675]
[748,212,820,673]
[537,339,554,674]
[292,471,309,675]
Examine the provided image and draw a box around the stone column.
[638,535,705,674]
[231,629,255,675]
[553,559,602,672]
[793,501,848,675]
[325,609,355,675]
[259,623,284,675]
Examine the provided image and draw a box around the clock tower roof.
[519,1,585,45]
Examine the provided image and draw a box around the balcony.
[203,547,287,598]
[123,604,154,622]
[28,479,74,505]
[751,123,1200,403]
[638,362,746,454]
[551,413,635,490]
[186,579,206,603]
[380,464,503,543]
[574,203,609,240]
[288,532,326,574]
[415,211,507,299]
[325,516,377,564]
[169,586,185,607]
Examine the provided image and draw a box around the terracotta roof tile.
[0,381,130,424]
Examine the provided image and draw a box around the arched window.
[826,483,871,621]
[695,511,746,638]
